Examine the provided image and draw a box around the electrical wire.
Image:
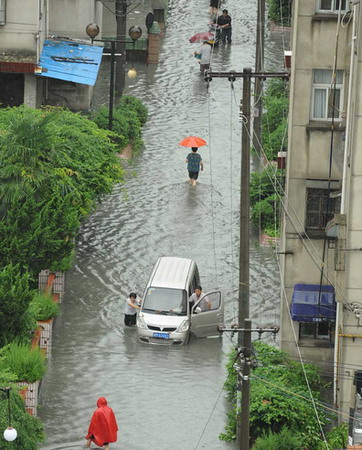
[229,82,237,322]
[276,243,329,447]
[251,373,358,424]
[194,382,226,450]
[207,76,353,312]
[250,125,353,312]
[207,76,219,287]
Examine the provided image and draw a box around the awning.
[291,284,336,322]
[36,39,103,86]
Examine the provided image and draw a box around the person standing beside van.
[124,292,140,326]
[189,286,211,312]
[186,147,204,186]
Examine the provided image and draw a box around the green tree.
[261,79,289,161]
[252,427,303,449]
[0,106,125,273]
[92,95,148,153]
[0,383,44,449]
[0,111,67,208]
[250,167,283,233]
[220,342,334,448]
[266,0,292,26]
[0,265,35,347]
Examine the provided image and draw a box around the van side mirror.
[194,306,202,314]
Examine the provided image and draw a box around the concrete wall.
[49,0,99,40]
[280,0,352,365]
[336,3,362,417]
[0,0,41,58]
[281,0,362,430]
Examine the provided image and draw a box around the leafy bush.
[261,79,289,161]
[0,265,35,347]
[315,423,349,450]
[251,194,278,230]
[220,342,334,448]
[28,292,59,321]
[250,167,283,233]
[0,342,46,382]
[0,383,44,449]
[252,427,303,449]
[0,105,124,274]
[266,0,292,26]
[91,95,148,154]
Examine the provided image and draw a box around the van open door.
[190,291,224,338]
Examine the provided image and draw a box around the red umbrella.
[178,136,207,148]
[189,32,214,43]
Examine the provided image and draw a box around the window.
[312,69,344,120]
[317,0,348,13]
[299,321,334,341]
[0,0,5,26]
[305,181,341,236]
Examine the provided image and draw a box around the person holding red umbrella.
[178,136,206,186]
[186,147,204,186]
[84,397,118,450]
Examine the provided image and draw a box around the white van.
[137,257,224,345]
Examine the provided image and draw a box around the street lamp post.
[0,387,17,442]
[86,23,142,130]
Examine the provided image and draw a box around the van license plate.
[153,332,169,339]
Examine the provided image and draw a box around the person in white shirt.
[189,286,211,313]
[124,292,141,326]
[194,41,212,73]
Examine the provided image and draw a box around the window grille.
[299,321,334,341]
[305,187,341,235]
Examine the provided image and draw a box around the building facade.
[0,0,102,111]
[280,0,362,442]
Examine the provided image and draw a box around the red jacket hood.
[86,397,118,446]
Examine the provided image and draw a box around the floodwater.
[39,1,287,448]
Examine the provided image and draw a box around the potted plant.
[28,292,59,322]
[0,342,46,383]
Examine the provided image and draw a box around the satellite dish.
[145,13,154,31]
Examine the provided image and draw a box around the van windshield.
[142,288,188,316]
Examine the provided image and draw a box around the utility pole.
[240,318,252,450]
[115,0,127,97]
[218,322,279,450]
[239,68,252,347]
[253,0,265,154]
[206,69,287,450]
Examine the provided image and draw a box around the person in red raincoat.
[84,397,118,449]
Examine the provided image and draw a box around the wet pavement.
[38,1,286,448]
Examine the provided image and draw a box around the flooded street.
[39,0,286,448]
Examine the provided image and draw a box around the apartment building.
[0,0,102,110]
[280,0,362,441]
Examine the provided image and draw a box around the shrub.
[0,342,46,382]
[252,427,303,449]
[0,105,124,274]
[0,384,44,449]
[28,292,59,321]
[250,168,283,233]
[266,0,292,26]
[220,342,332,447]
[261,79,289,161]
[0,265,35,347]
[91,95,148,153]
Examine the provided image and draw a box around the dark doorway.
[0,73,24,107]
